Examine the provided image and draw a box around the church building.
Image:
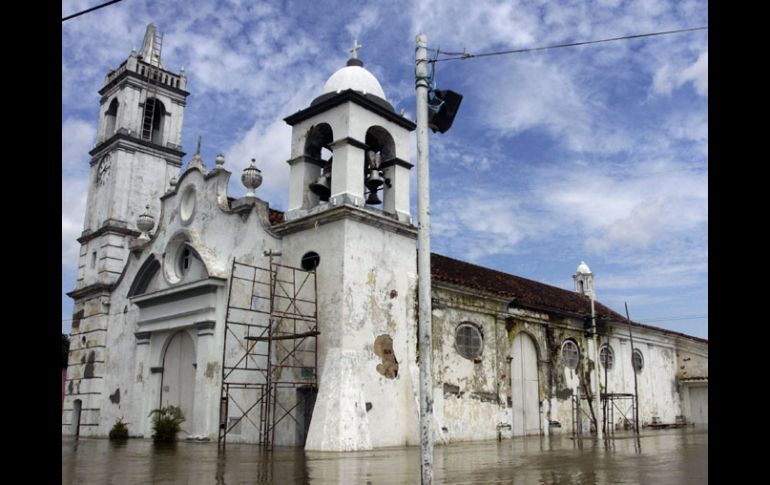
[63,24,708,451]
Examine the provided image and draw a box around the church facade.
[62,25,708,450]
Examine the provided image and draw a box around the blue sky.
[62,0,708,338]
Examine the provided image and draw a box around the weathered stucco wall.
[64,164,283,440]
[288,209,419,450]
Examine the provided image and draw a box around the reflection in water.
[62,427,707,485]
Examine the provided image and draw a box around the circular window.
[632,349,644,373]
[301,251,320,271]
[600,345,614,370]
[561,340,580,369]
[180,186,196,224]
[455,323,483,360]
[163,233,192,284]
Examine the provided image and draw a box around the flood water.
[62,427,707,484]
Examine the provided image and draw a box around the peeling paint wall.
[429,283,708,442]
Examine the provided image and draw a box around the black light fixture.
[428,89,463,133]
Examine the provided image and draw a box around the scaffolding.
[571,392,597,438]
[218,255,319,449]
[602,393,638,434]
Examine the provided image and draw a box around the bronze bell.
[366,190,382,205]
[309,174,331,201]
[365,169,384,191]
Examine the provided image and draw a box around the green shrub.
[149,405,186,442]
[109,418,129,440]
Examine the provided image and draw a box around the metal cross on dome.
[349,39,362,59]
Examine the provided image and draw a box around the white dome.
[322,65,386,100]
[576,261,592,274]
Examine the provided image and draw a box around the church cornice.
[67,282,112,300]
[273,204,417,239]
[90,132,185,162]
[78,223,140,244]
[284,89,417,131]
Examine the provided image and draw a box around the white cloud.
[346,5,381,40]
[680,51,708,96]
[652,51,708,97]
[62,178,88,269]
[62,118,96,269]
[62,118,95,174]
[224,119,292,209]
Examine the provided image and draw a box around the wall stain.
[205,362,220,379]
[374,334,398,379]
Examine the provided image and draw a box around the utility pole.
[589,298,603,439]
[625,302,640,434]
[415,33,434,485]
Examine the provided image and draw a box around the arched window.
[455,322,483,360]
[364,127,396,207]
[104,98,119,139]
[304,124,334,204]
[128,256,160,296]
[142,98,166,144]
[632,349,644,373]
[600,344,614,370]
[561,340,580,369]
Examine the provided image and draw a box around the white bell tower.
[283,45,414,223]
[573,261,596,300]
[275,45,420,451]
[73,23,189,295]
[64,25,190,435]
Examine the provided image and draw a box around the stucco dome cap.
[321,62,387,100]
[576,261,592,274]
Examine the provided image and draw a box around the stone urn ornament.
[242,158,262,197]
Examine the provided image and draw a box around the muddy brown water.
[62,427,707,484]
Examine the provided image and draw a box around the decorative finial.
[241,158,263,197]
[169,176,178,188]
[215,153,225,169]
[349,39,362,59]
[137,205,155,241]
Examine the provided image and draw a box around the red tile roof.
[268,208,285,225]
[431,253,619,318]
[430,253,707,343]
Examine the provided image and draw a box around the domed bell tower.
[573,261,596,300]
[276,42,420,451]
[283,41,415,223]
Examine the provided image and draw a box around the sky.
[62,0,708,339]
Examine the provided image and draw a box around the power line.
[428,26,708,63]
[62,0,125,22]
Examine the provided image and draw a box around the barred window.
[633,349,644,373]
[600,345,614,370]
[561,340,580,369]
[455,323,483,360]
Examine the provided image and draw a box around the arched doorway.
[510,333,540,436]
[160,331,196,434]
